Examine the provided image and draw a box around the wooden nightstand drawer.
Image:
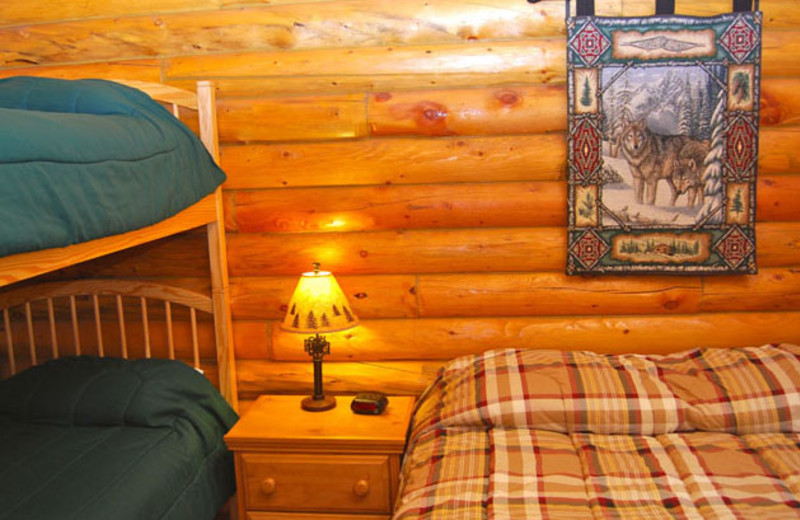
[225,395,415,519]
[241,453,394,514]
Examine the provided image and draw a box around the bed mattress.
[394,344,800,519]
[0,77,226,257]
[0,356,238,520]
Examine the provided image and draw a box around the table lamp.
[281,263,359,411]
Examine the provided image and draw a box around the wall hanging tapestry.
[566,0,761,275]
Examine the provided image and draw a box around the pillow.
[411,343,800,438]
[411,348,688,437]
[658,343,800,434]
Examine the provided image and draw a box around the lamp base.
[301,395,336,412]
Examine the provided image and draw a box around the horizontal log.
[700,267,800,312]
[268,311,800,362]
[417,268,800,317]
[217,77,797,143]
[758,174,800,222]
[227,181,566,233]
[217,129,793,191]
[166,32,798,88]
[226,221,800,277]
[368,85,566,137]
[241,310,800,398]
[41,221,799,281]
[6,1,794,65]
[417,268,800,316]
[761,31,800,78]
[3,1,572,65]
[229,266,800,323]
[218,95,367,143]
[218,0,799,29]
[417,272,702,317]
[230,275,418,320]
[0,0,216,25]
[52,230,212,279]
[170,72,558,98]
[30,221,798,299]
[229,264,800,326]
[226,227,566,276]
[236,359,442,398]
[233,320,270,359]
[759,127,800,175]
[219,134,565,190]
[223,172,799,232]
[166,39,564,81]
[369,78,796,137]
[3,6,798,76]
[0,61,162,81]
[757,222,800,268]
[0,10,311,66]
[761,78,800,127]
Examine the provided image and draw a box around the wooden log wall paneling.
[1,0,799,399]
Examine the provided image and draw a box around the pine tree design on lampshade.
[282,265,358,334]
[281,263,359,411]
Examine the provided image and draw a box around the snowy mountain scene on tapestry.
[601,64,726,227]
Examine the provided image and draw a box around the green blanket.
[0,356,238,520]
[0,77,226,257]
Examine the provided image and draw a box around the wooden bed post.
[197,81,238,411]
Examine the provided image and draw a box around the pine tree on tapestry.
[581,77,593,108]
[699,90,727,225]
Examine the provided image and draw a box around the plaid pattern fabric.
[656,344,800,433]
[396,427,595,520]
[394,429,800,519]
[394,344,800,519]
[410,344,800,438]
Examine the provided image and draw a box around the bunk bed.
[393,344,800,520]
[0,77,238,520]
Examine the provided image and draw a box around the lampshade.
[281,266,359,334]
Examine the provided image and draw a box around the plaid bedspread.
[393,344,800,519]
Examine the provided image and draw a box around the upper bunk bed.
[0,77,226,288]
[0,77,236,408]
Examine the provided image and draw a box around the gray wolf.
[671,139,710,208]
[615,119,705,206]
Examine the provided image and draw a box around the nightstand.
[224,395,415,520]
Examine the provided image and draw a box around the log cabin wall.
[1,0,799,400]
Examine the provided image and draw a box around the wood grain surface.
[2,0,798,398]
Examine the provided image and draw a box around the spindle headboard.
[0,280,220,386]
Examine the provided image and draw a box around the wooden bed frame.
[0,80,237,410]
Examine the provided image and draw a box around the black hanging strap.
[576,0,594,17]
[655,0,675,14]
[559,0,755,19]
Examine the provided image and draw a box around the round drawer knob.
[353,479,370,497]
[260,477,276,496]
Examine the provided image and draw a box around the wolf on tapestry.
[566,2,761,274]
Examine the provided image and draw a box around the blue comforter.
[0,356,238,520]
[0,77,226,257]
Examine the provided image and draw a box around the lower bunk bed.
[0,279,239,520]
[0,356,237,520]
[393,343,800,520]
